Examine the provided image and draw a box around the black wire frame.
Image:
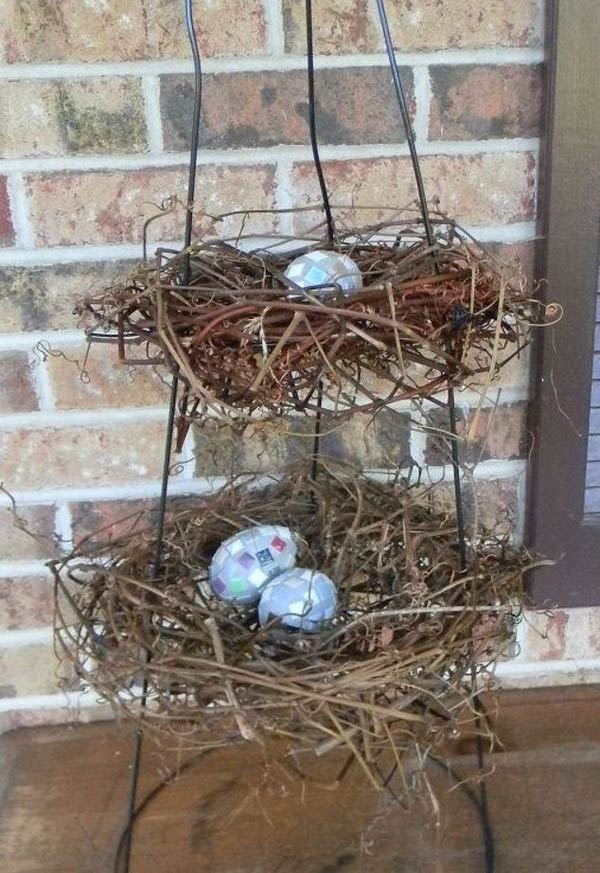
[118,1,490,870]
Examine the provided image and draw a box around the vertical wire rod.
[120,2,203,869]
[121,375,178,873]
[374,0,435,248]
[474,690,495,873]
[447,384,468,571]
[305,0,335,244]
[450,380,494,871]
[375,4,490,864]
[310,380,324,483]
[183,0,203,266]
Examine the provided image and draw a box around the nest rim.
[76,210,536,437]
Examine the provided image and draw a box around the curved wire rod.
[120,2,204,870]
[305,0,335,243]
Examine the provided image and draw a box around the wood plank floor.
[1,686,599,873]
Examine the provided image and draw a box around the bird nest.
[76,211,536,445]
[52,463,535,788]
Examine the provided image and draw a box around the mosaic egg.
[258,568,338,633]
[208,525,297,606]
[284,250,362,296]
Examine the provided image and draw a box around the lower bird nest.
[53,463,533,788]
[76,211,537,443]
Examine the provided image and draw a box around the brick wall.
[0,0,597,731]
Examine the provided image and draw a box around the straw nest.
[76,212,537,443]
[52,462,535,788]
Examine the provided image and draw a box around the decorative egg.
[258,568,337,632]
[284,250,362,296]
[209,525,297,606]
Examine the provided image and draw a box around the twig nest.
[52,462,533,786]
[76,211,536,435]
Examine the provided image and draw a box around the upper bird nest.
[76,209,537,443]
[52,462,536,788]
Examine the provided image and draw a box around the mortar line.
[0,137,540,174]
[0,406,171,430]
[6,174,34,249]
[264,0,285,56]
[0,49,545,81]
[27,348,56,413]
[412,65,431,146]
[408,406,428,467]
[494,655,600,682]
[0,476,231,507]
[0,223,540,271]
[273,159,296,236]
[0,461,526,512]
[53,503,74,553]
[0,562,54,578]
[141,75,165,154]
[0,627,54,647]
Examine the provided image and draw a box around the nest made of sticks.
[53,462,535,789]
[76,211,538,438]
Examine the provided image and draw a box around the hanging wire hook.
[374,0,435,249]
[305,0,336,244]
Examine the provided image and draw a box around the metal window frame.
[528,0,600,606]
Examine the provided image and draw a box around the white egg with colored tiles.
[208,525,297,606]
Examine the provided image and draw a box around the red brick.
[70,498,153,545]
[425,403,529,465]
[0,176,14,247]
[381,0,543,52]
[0,643,66,698]
[519,611,570,662]
[193,411,412,477]
[0,423,173,490]
[487,240,538,287]
[282,0,375,54]
[518,609,600,664]
[282,0,543,54]
[0,261,136,333]
[0,504,58,561]
[430,477,520,537]
[562,609,600,660]
[429,65,544,141]
[46,343,170,410]
[56,78,148,155]
[1,0,267,63]
[25,165,278,247]
[0,78,147,158]
[0,81,60,158]
[0,701,112,731]
[0,352,38,413]
[290,153,537,232]
[0,577,54,631]
[161,67,414,151]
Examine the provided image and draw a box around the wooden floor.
[1,686,599,873]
